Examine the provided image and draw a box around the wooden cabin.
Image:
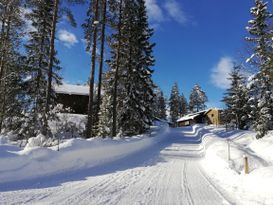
[177,108,222,127]
[55,83,89,114]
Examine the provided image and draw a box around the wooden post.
[244,155,249,174]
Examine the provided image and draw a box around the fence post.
[244,155,249,174]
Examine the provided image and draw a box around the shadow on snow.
[0,125,212,192]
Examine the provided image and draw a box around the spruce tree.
[169,83,180,124]
[179,93,188,117]
[98,0,155,136]
[153,87,167,120]
[222,65,250,130]
[98,72,114,137]
[254,72,273,138]
[118,0,155,136]
[189,84,208,112]
[246,0,273,138]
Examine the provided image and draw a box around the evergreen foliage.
[0,0,26,135]
[23,0,61,138]
[222,65,250,130]
[189,84,208,113]
[169,83,180,124]
[98,0,155,137]
[153,87,167,120]
[246,0,273,138]
[179,94,188,117]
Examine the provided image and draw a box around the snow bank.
[248,131,273,162]
[0,123,170,184]
[201,128,273,205]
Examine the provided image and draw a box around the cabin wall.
[56,94,89,114]
[206,109,221,126]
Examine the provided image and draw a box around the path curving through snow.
[0,126,234,205]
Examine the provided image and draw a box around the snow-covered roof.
[177,113,202,122]
[54,83,89,96]
[177,108,221,123]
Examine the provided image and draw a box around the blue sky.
[55,0,259,108]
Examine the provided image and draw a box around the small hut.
[177,108,222,127]
[54,83,89,114]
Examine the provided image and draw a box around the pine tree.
[96,0,108,126]
[110,0,123,137]
[179,93,188,116]
[24,0,61,137]
[169,83,180,124]
[222,65,250,130]
[83,0,100,138]
[153,87,167,120]
[45,0,84,114]
[246,0,273,138]
[0,0,26,134]
[189,84,208,112]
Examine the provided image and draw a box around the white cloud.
[145,0,164,23]
[58,29,78,48]
[145,0,189,27]
[164,0,188,25]
[211,57,233,89]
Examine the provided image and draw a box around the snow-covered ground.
[0,124,272,205]
[201,127,273,205]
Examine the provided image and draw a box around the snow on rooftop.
[177,108,222,122]
[54,83,89,96]
[177,113,201,122]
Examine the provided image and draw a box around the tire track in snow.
[185,162,231,205]
[0,126,239,205]
[183,161,195,205]
[115,161,164,205]
[35,170,137,205]
[62,170,142,205]
[198,166,236,205]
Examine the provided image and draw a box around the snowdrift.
[201,128,273,205]
[0,123,170,184]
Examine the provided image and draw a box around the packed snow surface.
[0,124,272,205]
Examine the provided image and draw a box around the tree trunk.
[45,0,59,114]
[112,0,123,137]
[86,0,100,138]
[0,4,7,78]
[0,15,11,132]
[35,23,47,135]
[0,17,7,81]
[95,0,107,124]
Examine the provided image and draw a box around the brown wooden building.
[55,83,89,114]
[177,109,222,127]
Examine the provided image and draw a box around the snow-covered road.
[0,127,233,205]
